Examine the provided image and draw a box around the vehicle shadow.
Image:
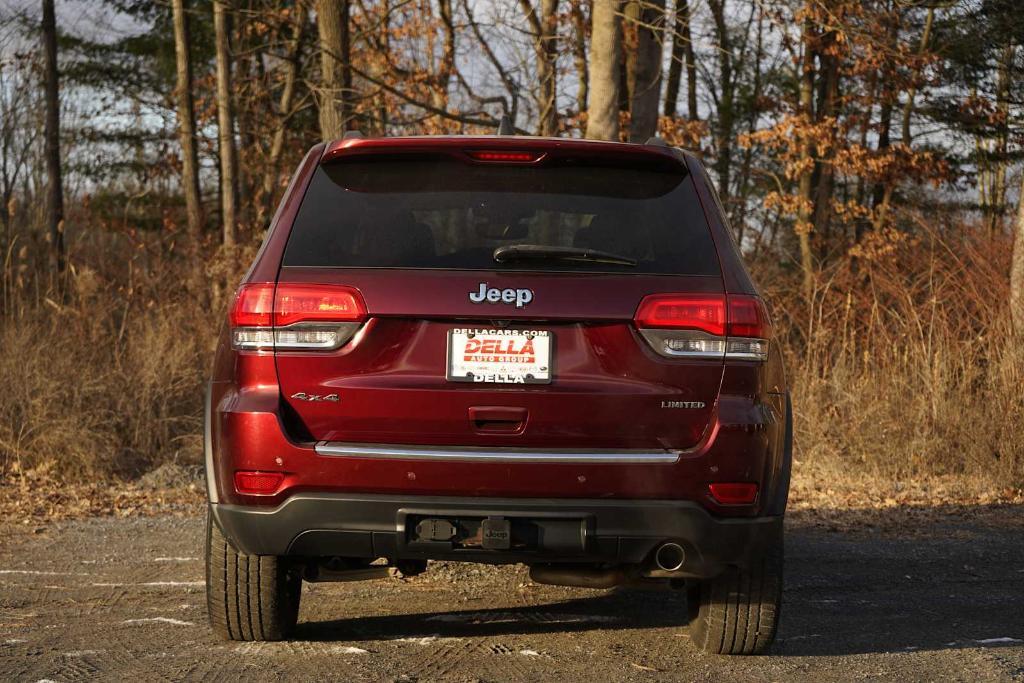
[297,504,1024,657]
[297,588,690,644]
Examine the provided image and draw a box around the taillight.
[229,283,366,351]
[633,293,771,361]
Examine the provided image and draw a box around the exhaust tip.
[655,542,686,572]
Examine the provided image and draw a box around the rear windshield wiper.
[493,244,638,267]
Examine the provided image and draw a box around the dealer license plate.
[447,328,552,384]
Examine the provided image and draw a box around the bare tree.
[0,53,40,242]
[707,0,735,195]
[872,6,934,232]
[41,0,64,275]
[261,7,306,223]
[795,8,815,300]
[663,0,696,120]
[586,0,622,141]
[315,0,351,140]
[570,0,590,117]
[431,0,457,115]
[520,0,560,136]
[214,0,238,246]
[171,0,204,239]
[625,0,665,141]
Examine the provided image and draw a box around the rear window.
[282,157,721,276]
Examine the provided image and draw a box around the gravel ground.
[1,507,1022,682]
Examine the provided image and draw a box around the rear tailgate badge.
[469,282,533,308]
[661,401,705,409]
[291,392,340,402]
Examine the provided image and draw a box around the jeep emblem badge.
[469,282,533,309]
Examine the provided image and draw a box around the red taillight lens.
[234,470,284,495]
[466,150,542,163]
[634,293,772,361]
[273,284,366,326]
[229,283,367,351]
[727,295,772,339]
[229,283,275,327]
[708,482,758,505]
[634,295,727,336]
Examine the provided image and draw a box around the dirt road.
[1,507,1022,682]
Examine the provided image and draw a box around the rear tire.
[205,511,301,641]
[686,545,783,655]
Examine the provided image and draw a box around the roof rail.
[645,136,669,147]
[343,130,364,140]
[497,115,515,136]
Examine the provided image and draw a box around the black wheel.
[205,511,302,641]
[686,545,783,655]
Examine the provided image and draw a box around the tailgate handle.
[469,406,527,434]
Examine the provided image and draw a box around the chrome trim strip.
[315,442,681,463]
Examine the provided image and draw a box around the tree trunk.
[570,0,589,117]
[874,6,933,232]
[869,9,899,231]
[431,0,457,117]
[811,30,838,244]
[796,11,816,301]
[984,42,1015,236]
[1011,171,1024,334]
[41,0,64,277]
[733,3,764,244]
[586,0,622,141]
[626,0,665,142]
[214,0,238,246]
[171,0,204,240]
[316,0,351,140]
[521,0,560,136]
[899,7,934,146]
[262,10,305,224]
[663,0,690,117]
[683,0,697,121]
[708,0,734,196]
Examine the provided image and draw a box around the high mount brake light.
[466,150,543,163]
[633,293,771,361]
[229,283,367,351]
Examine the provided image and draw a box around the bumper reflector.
[234,471,284,495]
[708,482,758,505]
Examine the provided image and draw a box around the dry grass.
[0,249,236,480]
[765,221,1024,487]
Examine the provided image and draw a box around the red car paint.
[208,136,788,519]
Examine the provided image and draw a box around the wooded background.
[1,0,1022,490]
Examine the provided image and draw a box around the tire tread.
[687,544,783,655]
[205,512,300,641]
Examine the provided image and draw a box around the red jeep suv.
[204,134,791,655]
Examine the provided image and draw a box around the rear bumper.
[211,493,782,579]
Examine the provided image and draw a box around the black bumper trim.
[211,493,782,579]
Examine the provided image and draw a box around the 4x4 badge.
[291,392,339,402]
[469,282,534,308]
